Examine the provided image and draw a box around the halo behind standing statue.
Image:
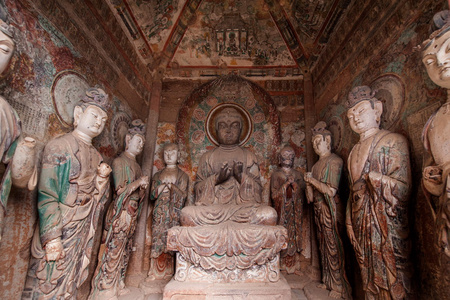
[205,103,253,146]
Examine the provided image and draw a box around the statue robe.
[91,153,145,298]
[311,153,350,296]
[24,133,110,299]
[347,130,411,299]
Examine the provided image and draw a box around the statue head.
[125,119,146,157]
[215,107,243,146]
[73,88,110,138]
[163,143,179,166]
[346,86,383,135]
[0,20,14,75]
[421,11,450,89]
[311,121,332,157]
[279,145,295,168]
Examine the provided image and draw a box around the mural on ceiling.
[107,0,185,53]
[172,0,297,67]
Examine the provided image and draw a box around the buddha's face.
[216,116,242,146]
[422,29,450,89]
[347,100,381,135]
[164,146,178,166]
[126,134,144,156]
[75,105,108,138]
[312,135,330,157]
[0,30,14,75]
[280,149,295,168]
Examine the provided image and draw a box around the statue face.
[280,149,295,168]
[164,147,178,166]
[347,100,380,135]
[312,135,330,157]
[0,30,14,75]
[75,105,108,138]
[216,116,241,145]
[127,134,144,156]
[422,30,450,89]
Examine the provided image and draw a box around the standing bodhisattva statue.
[304,121,350,299]
[346,86,412,299]
[421,10,450,257]
[23,88,110,299]
[90,120,149,299]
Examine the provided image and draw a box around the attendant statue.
[90,120,149,299]
[0,19,37,241]
[346,86,412,299]
[421,10,450,257]
[181,107,277,226]
[304,121,350,299]
[147,143,189,280]
[270,145,303,274]
[23,88,111,299]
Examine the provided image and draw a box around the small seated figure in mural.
[22,88,110,300]
[0,19,37,242]
[346,86,412,300]
[147,142,189,281]
[90,120,149,299]
[270,145,304,274]
[421,10,450,257]
[304,121,350,299]
[180,107,277,226]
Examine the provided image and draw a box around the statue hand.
[367,171,382,190]
[45,238,65,262]
[217,162,232,184]
[304,172,312,184]
[233,160,243,183]
[423,166,443,185]
[139,176,150,189]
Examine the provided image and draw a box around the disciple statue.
[421,10,450,257]
[23,88,111,300]
[270,145,303,274]
[147,143,189,280]
[304,121,350,299]
[90,120,149,299]
[0,19,37,241]
[346,86,412,299]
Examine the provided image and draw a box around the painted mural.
[172,0,297,67]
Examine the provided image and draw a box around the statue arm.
[239,152,263,203]
[194,152,217,205]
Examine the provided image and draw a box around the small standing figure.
[147,143,189,280]
[0,19,37,241]
[270,145,303,274]
[304,121,350,299]
[90,120,149,299]
[421,10,450,257]
[346,86,412,299]
[23,88,110,299]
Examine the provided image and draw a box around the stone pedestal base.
[162,274,291,300]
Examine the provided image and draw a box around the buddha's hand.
[233,160,243,183]
[45,237,65,262]
[217,162,232,184]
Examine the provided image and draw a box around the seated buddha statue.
[180,107,277,226]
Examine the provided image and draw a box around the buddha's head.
[73,88,110,139]
[346,86,382,135]
[125,119,146,157]
[279,145,295,168]
[163,143,179,166]
[215,107,243,146]
[421,10,450,89]
[311,121,332,157]
[0,20,14,75]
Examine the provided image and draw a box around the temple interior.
[0,0,449,299]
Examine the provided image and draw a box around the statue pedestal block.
[162,274,291,300]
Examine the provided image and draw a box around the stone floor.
[120,272,339,300]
